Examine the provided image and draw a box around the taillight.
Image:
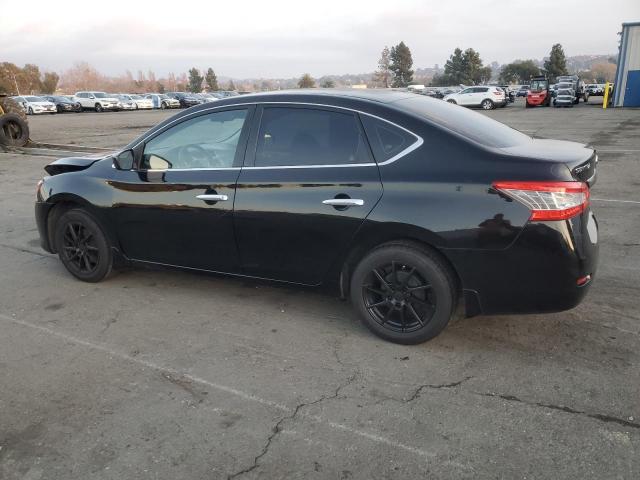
[492,181,589,221]
[493,91,503,96]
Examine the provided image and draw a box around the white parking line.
[592,198,640,205]
[0,313,435,461]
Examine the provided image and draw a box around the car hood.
[30,102,55,107]
[44,154,113,176]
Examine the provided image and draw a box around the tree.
[433,47,492,86]
[187,67,203,93]
[205,68,219,91]
[298,73,316,88]
[374,46,392,88]
[544,44,568,82]
[227,79,236,91]
[499,60,540,84]
[41,72,59,93]
[389,41,414,87]
[320,78,335,88]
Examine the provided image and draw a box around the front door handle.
[322,198,364,207]
[196,194,228,202]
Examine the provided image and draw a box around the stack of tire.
[0,95,30,147]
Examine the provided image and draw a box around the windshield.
[93,92,108,98]
[158,94,169,99]
[130,94,141,99]
[529,80,547,91]
[25,96,44,102]
[396,96,531,148]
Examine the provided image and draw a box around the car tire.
[446,99,457,104]
[525,101,532,108]
[95,103,103,112]
[0,113,30,147]
[28,107,34,115]
[350,242,457,344]
[481,99,494,110]
[161,102,167,110]
[54,209,113,283]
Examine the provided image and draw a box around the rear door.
[233,104,383,285]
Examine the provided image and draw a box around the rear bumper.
[35,201,55,253]
[445,210,599,316]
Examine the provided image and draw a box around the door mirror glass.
[89,95,95,99]
[113,150,134,170]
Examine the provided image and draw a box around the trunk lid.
[500,139,597,186]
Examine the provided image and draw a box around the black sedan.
[34,90,599,344]
[166,92,202,108]
[41,95,82,113]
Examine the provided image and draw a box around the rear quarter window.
[360,115,419,163]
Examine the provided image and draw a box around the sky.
[2,0,638,78]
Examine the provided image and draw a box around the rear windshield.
[395,96,531,148]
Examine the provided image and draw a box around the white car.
[12,95,57,115]
[444,86,506,110]
[144,93,181,109]
[114,94,138,110]
[124,94,153,109]
[74,91,121,112]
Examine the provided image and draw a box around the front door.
[233,105,383,285]
[110,107,253,272]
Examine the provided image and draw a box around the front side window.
[141,109,248,170]
[254,107,372,167]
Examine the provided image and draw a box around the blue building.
[614,21,640,107]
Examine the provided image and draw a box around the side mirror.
[113,150,134,170]
[89,95,95,99]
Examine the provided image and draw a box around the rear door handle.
[322,198,364,207]
[196,194,228,202]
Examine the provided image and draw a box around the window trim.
[129,102,422,170]
[136,105,254,172]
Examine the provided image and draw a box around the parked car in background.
[114,94,137,110]
[443,86,506,110]
[556,75,589,104]
[145,93,181,110]
[12,96,57,115]
[129,94,153,109]
[498,85,515,103]
[194,93,217,103]
[74,92,121,112]
[587,84,604,96]
[166,92,202,108]
[39,95,82,113]
[34,90,598,344]
[554,88,576,107]
[516,85,530,97]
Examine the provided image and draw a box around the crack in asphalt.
[479,392,640,430]
[226,370,359,480]
[404,376,474,403]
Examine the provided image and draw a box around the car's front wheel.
[161,102,167,110]
[54,209,112,282]
[481,99,494,110]
[446,99,457,104]
[350,242,457,344]
[28,107,34,115]
[95,103,103,112]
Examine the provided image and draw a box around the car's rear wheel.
[28,107,34,115]
[54,209,112,282]
[95,103,103,112]
[481,99,494,110]
[350,243,456,344]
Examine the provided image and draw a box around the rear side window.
[360,115,418,163]
[254,107,372,167]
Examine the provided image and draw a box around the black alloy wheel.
[95,103,103,112]
[55,209,112,282]
[350,243,456,344]
[362,261,435,333]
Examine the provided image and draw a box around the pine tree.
[205,68,219,91]
[187,67,203,93]
[544,44,568,82]
[389,42,414,87]
[442,48,466,85]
